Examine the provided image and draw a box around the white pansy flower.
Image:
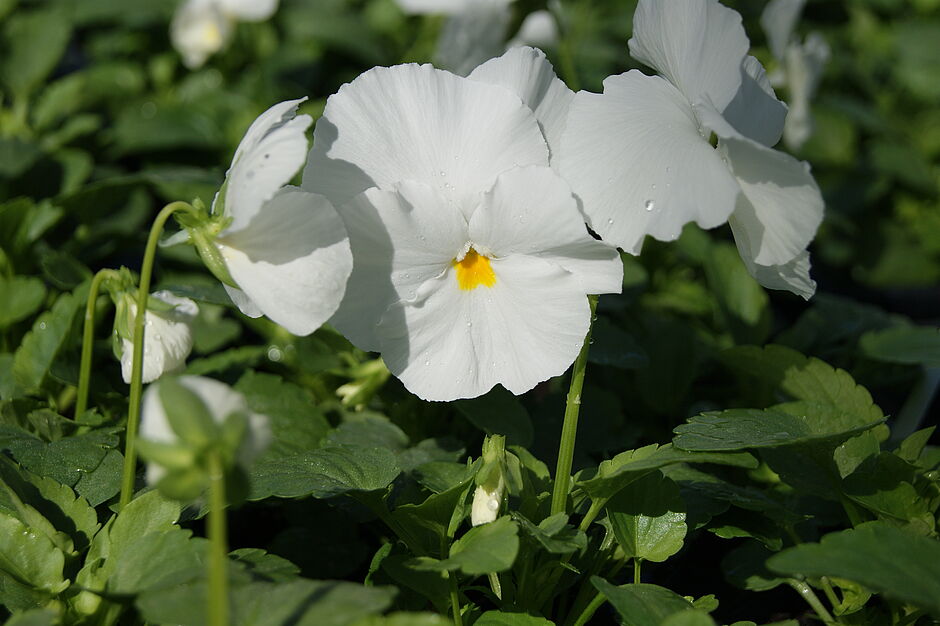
[555,0,824,299]
[761,0,830,150]
[171,0,279,69]
[140,376,270,485]
[114,290,198,384]
[192,98,352,336]
[303,51,622,401]
[508,10,559,50]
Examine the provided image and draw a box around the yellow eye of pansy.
[453,248,496,291]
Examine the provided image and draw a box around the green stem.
[571,592,605,626]
[118,201,198,509]
[633,559,641,584]
[449,571,463,626]
[551,295,599,517]
[788,580,835,624]
[207,451,230,626]
[75,269,121,420]
[820,577,841,614]
[578,499,606,533]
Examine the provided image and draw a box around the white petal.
[222,98,312,232]
[331,181,469,351]
[218,0,278,21]
[508,11,559,50]
[121,292,198,384]
[378,255,589,401]
[734,243,816,300]
[761,0,806,61]
[222,284,263,318]
[722,55,788,147]
[696,102,823,267]
[555,71,739,254]
[468,46,574,161]
[302,63,549,216]
[628,0,748,110]
[469,165,622,295]
[782,34,830,150]
[395,0,494,14]
[435,0,513,76]
[216,187,352,336]
[170,0,231,69]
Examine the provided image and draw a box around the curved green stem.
[119,201,198,509]
[75,269,121,420]
[207,450,230,626]
[571,592,605,626]
[551,295,599,517]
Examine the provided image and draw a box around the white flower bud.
[116,291,198,384]
[470,477,505,526]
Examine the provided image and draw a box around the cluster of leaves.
[1,0,939,625]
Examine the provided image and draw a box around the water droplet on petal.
[440,170,446,177]
[487,498,499,511]
[651,183,657,190]
[466,320,472,327]
[607,218,614,225]
[38,322,47,330]
[644,200,655,211]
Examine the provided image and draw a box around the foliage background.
[0,0,938,624]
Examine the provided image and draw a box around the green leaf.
[249,446,400,500]
[0,7,72,98]
[229,548,300,582]
[381,554,451,613]
[703,242,771,346]
[843,452,931,523]
[0,277,46,329]
[454,387,533,447]
[3,609,58,626]
[352,613,451,626]
[591,579,695,626]
[607,471,687,563]
[721,542,786,592]
[427,516,519,575]
[860,326,940,367]
[577,444,758,500]
[12,286,85,394]
[673,406,883,451]
[588,317,649,369]
[108,528,204,594]
[159,377,219,447]
[768,522,940,615]
[390,465,477,557]
[0,513,68,596]
[109,489,181,553]
[473,611,555,625]
[236,371,330,456]
[513,512,587,555]
[328,414,409,451]
[661,611,717,626]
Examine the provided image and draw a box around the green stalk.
[118,202,198,509]
[571,592,606,626]
[207,450,230,626]
[449,571,463,626]
[551,295,599,517]
[787,580,835,624]
[75,269,121,419]
[633,559,642,584]
[488,572,502,601]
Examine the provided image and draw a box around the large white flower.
[554,0,824,299]
[761,0,830,150]
[171,0,280,69]
[303,50,622,401]
[116,291,198,384]
[140,375,270,485]
[195,98,352,336]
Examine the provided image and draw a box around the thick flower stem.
[118,201,198,510]
[550,295,599,517]
[207,450,230,626]
[75,269,121,419]
[449,571,463,626]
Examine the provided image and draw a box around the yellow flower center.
[453,248,496,291]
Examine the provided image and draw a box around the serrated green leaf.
[607,471,687,563]
[109,489,181,554]
[768,522,940,615]
[860,325,940,367]
[454,387,533,447]
[591,579,695,626]
[420,516,519,575]
[381,554,451,613]
[0,513,68,596]
[843,452,931,524]
[0,276,46,329]
[12,286,85,393]
[513,512,587,555]
[108,528,204,594]
[578,444,758,501]
[249,446,400,500]
[236,371,330,456]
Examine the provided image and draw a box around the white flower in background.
[171,0,279,69]
[761,0,830,150]
[303,49,622,401]
[555,0,824,299]
[113,290,198,384]
[188,98,353,336]
[140,376,270,485]
[395,0,558,76]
